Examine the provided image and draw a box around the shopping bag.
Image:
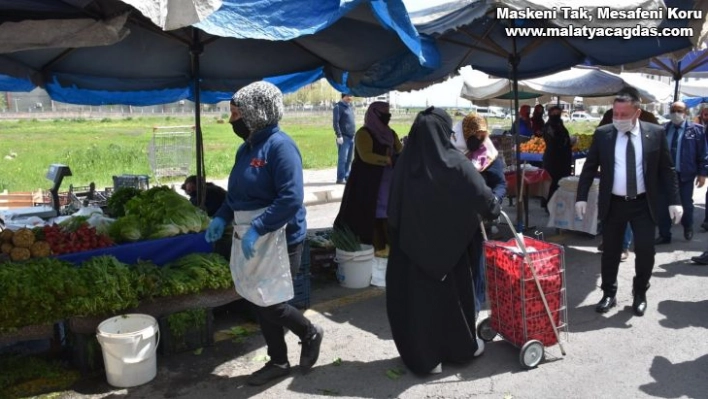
[229,210,294,307]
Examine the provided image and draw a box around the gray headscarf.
[231,81,284,133]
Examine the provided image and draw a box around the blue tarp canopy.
[0,0,439,104]
[681,96,708,108]
[647,49,708,77]
[630,48,708,101]
[398,0,706,91]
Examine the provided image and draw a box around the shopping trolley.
[477,211,568,369]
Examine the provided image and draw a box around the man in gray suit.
[575,89,682,317]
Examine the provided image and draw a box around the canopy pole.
[510,36,523,232]
[191,28,206,209]
[674,60,682,102]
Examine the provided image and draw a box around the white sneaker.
[429,363,442,374]
[474,338,485,357]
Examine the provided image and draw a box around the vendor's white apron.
[230,208,293,307]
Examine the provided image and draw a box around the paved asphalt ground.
[57,167,708,399]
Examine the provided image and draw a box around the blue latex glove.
[241,227,261,260]
[205,217,226,243]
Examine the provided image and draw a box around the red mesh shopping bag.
[484,237,564,347]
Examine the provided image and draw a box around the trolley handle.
[498,209,566,356]
[498,210,528,255]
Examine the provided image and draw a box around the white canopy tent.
[460,66,676,107]
[679,80,708,97]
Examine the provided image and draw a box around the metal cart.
[477,211,568,369]
[147,125,194,184]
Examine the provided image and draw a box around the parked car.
[473,107,505,119]
[570,111,600,122]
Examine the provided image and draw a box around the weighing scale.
[0,164,72,224]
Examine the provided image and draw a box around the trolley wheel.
[477,318,497,342]
[519,340,544,369]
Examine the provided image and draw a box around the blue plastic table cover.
[56,232,212,266]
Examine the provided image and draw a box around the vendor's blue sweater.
[214,125,307,245]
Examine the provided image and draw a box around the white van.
[472,106,504,119]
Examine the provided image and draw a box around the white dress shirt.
[612,122,646,196]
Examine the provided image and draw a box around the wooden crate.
[0,190,36,209]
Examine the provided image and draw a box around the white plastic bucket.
[335,245,374,289]
[96,314,160,388]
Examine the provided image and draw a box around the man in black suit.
[575,90,682,317]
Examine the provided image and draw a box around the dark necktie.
[670,125,679,161]
[626,132,637,198]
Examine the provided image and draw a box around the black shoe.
[247,361,291,386]
[702,221,708,231]
[654,236,671,245]
[595,295,616,313]
[691,251,708,265]
[336,180,346,185]
[632,294,647,316]
[299,325,324,370]
[597,241,604,252]
[684,227,694,241]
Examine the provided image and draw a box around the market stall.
[504,167,551,229]
[0,180,229,341]
[518,135,593,175]
[546,176,600,235]
[1,168,315,376]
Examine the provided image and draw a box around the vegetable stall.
[0,181,309,393]
[0,185,234,338]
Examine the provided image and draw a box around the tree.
[283,79,343,107]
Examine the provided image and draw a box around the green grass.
[0,113,421,192]
[0,113,597,192]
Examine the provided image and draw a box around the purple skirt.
[376,166,394,218]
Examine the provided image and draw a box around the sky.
[394,0,470,107]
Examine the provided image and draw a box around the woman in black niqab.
[386,107,501,375]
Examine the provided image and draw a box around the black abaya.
[386,107,500,374]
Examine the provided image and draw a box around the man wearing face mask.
[206,82,323,386]
[334,102,402,256]
[575,90,681,317]
[655,101,707,244]
[697,106,708,232]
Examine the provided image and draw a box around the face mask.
[230,119,251,141]
[549,114,561,123]
[613,118,634,133]
[670,112,685,125]
[466,136,483,152]
[375,110,392,125]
